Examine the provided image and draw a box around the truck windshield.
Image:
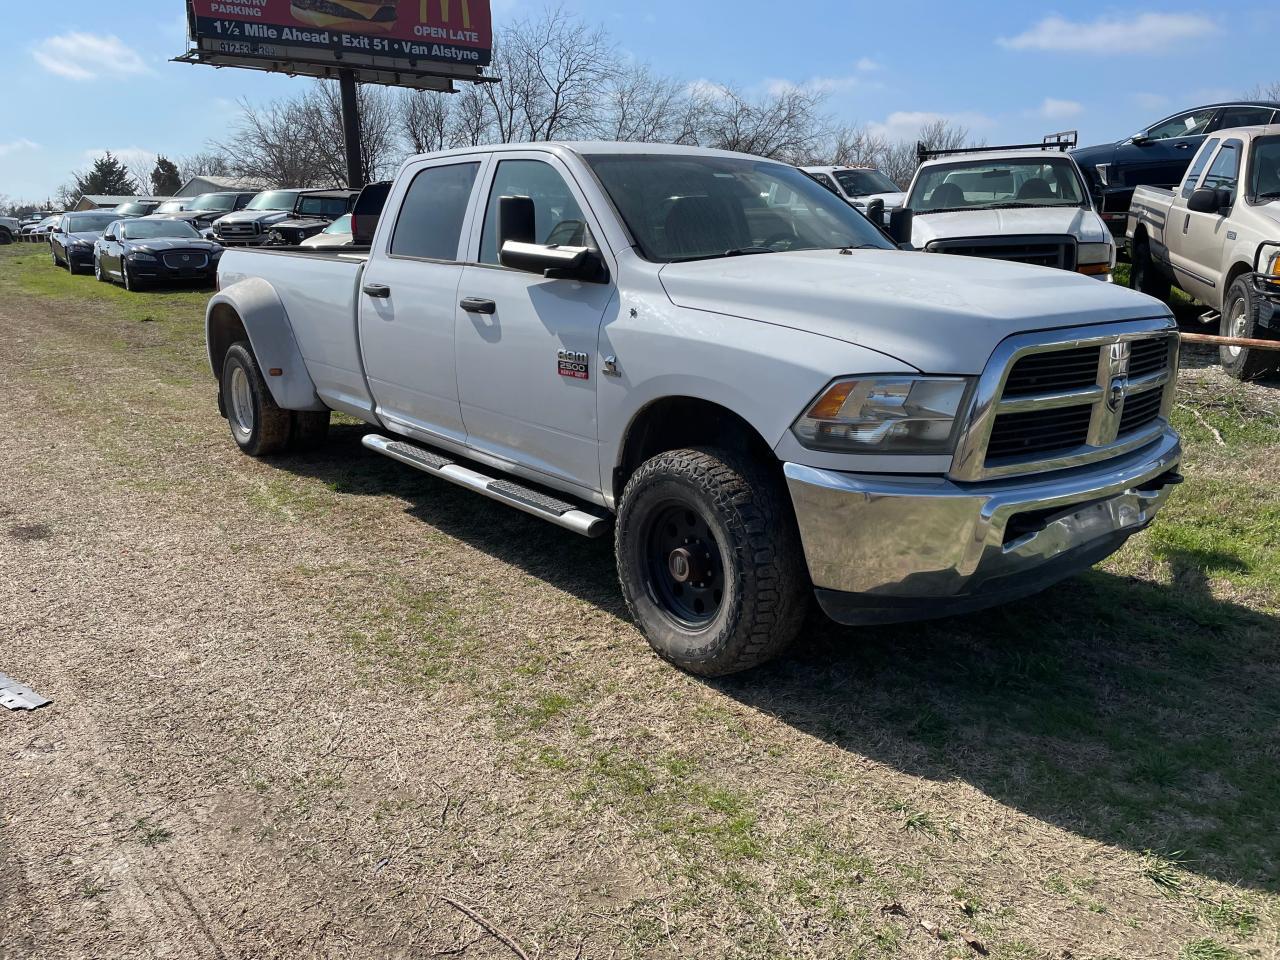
[63,213,119,233]
[584,154,894,262]
[155,201,188,213]
[247,191,300,211]
[191,193,239,211]
[114,203,155,216]
[908,157,1087,212]
[1249,136,1280,200]
[834,169,899,196]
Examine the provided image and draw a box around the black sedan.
[51,211,121,274]
[95,219,223,291]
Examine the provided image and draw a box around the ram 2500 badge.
[205,142,1184,676]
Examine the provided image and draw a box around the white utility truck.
[1127,123,1280,380]
[206,142,1183,676]
[904,134,1117,281]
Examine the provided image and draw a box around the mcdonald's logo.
[422,0,472,29]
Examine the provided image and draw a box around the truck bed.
[1127,185,1176,246]
[217,246,375,419]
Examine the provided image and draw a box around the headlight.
[792,376,971,454]
[1077,241,1116,277]
[129,252,157,262]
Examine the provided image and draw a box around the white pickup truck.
[1127,124,1280,379]
[207,142,1184,676]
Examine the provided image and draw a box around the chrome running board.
[362,434,611,539]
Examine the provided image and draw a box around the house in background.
[175,175,273,198]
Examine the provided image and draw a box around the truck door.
[1175,138,1241,306]
[454,154,616,497]
[357,158,487,447]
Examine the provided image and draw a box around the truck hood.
[215,209,291,226]
[658,249,1166,373]
[851,191,907,208]
[912,206,1110,246]
[1251,199,1280,228]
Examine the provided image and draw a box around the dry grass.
[1,243,1277,960]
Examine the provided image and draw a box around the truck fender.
[206,277,326,412]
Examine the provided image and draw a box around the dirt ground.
[1,248,1277,960]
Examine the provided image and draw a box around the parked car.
[802,165,905,219]
[114,200,163,217]
[156,191,259,232]
[265,193,358,245]
[151,199,195,216]
[0,215,18,245]
[1128,123,1280,380]
[213,189,357,246]
[1074,101,1280,237]
[205,142,1183,676]
[22,215,60,241]
[299,214,353,248]
[95,218,223,290]
[904,141,1115,279]
[51,211,124,273]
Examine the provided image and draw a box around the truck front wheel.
[1220,276,1280,380]
[1129,240,1171,302]
[220,342,292,456]
[615,447,808,676]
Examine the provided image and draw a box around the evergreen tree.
[150,156,182,196]
[73,152,137,198]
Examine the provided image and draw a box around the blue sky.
[1,1,1275,203]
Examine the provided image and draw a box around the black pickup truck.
[212,189,357,246]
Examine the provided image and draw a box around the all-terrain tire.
[220,341,292,457]
[0,228,12,245]
[1220,275,1280,381]
[615,447,809,676]
[1129,239,1172,302]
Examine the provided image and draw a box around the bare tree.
[1245,80,1280,101]
[692,85,828,161]
[178,150,233,180]
[402,90,455,153]
[596,62,688,142]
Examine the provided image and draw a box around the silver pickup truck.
[1128,123,1280,379]
[207,141,1184,675]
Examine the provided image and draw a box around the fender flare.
[205,277,325,412]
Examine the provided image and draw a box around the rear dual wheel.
[616,447,809,676]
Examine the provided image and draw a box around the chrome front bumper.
[784,429,1182,625]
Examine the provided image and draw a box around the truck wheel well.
[1131,224,1148,249]
[614,397,778,502]
[208,304,248,380]
[1224,261,1253,293]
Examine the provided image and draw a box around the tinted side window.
[479,160,592,266]
[1180,138,1220,198]
[390,162,480,261]
[1203,139,1242,202]
[1147,108,1216,140]
[1216,107,1275,130]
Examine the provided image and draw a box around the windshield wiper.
[723,246,776,257]
[1254,191,1280,200]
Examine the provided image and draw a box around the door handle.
[460,297,497,315]
[1175,142,1192,149]
[363,283,391,298]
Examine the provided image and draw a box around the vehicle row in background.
[1073,100,1280,238]
[1127,123,1280,380]
[214,188,356,246]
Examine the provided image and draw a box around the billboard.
[186,0,493,76]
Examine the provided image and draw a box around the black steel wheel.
[616,447,809,676]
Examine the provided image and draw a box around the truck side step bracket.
[362,434,611,539]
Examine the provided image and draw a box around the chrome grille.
[927,235,1077,271]
[161,251,209,270]
[215,221,259,240]
[951,320,1179,481]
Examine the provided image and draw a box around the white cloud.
[867,110,995,143]
[687,79,733,102]
[1036,97,1084,120]
[765,74,869,97]
[0,138,40,158]
[31,33,151,81]
[998,13,1218,54]
[856,57,881,72]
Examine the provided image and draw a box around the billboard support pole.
[339,69,365,190]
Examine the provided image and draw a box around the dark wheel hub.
[646,503,724,626]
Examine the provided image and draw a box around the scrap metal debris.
[0,673,51,711]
